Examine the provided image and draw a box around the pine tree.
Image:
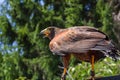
[0,0,119,80]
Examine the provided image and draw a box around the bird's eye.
[48,28,52,30]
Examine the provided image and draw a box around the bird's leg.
[90,55,95,80]
[61,54,70,80]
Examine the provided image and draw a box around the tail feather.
[108,50,120,61]
[107,42,120,60]
[91,40,120,60]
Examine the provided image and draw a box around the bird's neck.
[49,28,62,40]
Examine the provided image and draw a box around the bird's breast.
[49,31,69,51]
[49,41,61,52]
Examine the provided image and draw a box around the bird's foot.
[91,77,95,80]
[87,70,95,80]
[61,75,66,80]
[90,70,95,77]
[87,76,95,80]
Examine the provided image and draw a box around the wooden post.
[95,75,120,80]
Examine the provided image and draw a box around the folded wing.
[51,27,107,53]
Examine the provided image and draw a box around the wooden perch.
[95,75,120,80]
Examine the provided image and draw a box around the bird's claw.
[61,77,65,80]
[61,74,66,80]
[90,70,95,77]
[89,70,95,80]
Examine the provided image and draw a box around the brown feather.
[41,26,119,61]
[41,26,120,80]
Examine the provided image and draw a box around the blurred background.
[0,0,120,80]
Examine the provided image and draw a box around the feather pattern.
[49,26,120,61]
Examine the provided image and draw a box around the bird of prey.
[40,26,119,80]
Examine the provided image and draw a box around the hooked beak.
[40,30,46,38]
[40,30,44,35]
[40,29,50,38]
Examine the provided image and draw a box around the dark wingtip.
[108,47,120,61]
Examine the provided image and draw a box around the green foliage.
[0,0,119,80]
[96,0,115,39]
[66,58,120,80]
[64,0,83,27]
[0,52,21,80]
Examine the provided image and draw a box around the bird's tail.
[106,41,120,61]
[91,40,120,60]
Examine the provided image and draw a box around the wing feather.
[50,27,108,54]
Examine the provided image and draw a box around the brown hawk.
[40,26,119,80]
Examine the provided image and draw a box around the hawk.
[40,26,119,80]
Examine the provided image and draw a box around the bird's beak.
[40,29,50,38]
[40,30,44,35]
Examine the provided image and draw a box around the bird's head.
[40,27,60,40]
